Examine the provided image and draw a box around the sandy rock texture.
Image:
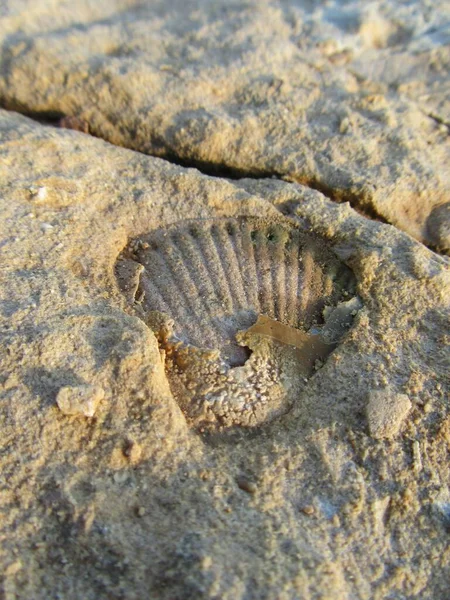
[0,0,449,249]
[0,109,449,599]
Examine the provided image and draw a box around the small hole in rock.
[278,201,296,216]
[224,345,253,368]
[226,223,234,236]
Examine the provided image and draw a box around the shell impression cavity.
[116,216,360,430]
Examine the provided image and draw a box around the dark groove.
[0,102,65,125]
[288,175,390,225]
[424,111,450,130]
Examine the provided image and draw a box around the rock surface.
[0,1,450,598]
[0,0,449,249]
[0,109,449,599]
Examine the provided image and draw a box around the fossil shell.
[117,216,358,429]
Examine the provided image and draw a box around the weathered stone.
[0,109,449,599]
[366,388,412,439]
[0,1,449,247]
[56,384,105,418]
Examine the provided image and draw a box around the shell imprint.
[116,217,359,429]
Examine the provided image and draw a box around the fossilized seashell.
[116,216,359,429]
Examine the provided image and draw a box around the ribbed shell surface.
[129,217,355,359]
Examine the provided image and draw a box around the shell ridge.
[286,232,301,327]
[139,272,173,316]
[174,231,225,348]
[169,235,237,347]
[187,223,247,346]
[170,232,226,347]
[195,225,233,314]
[271,228,288,323]
[309,249,328,326]
[140,252,186,318]
[240,220,260,310]
[254,229,274,317]
[278,245,288,323]
[216,221,247,308]
[208,224,239,314]
[298,245,314,326]
[138,255,203,342]
[147,244,206,344]
[231,220,254,307]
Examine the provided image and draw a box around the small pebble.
[113,471,128,484]
[37,186,48,202]
[366,388,412,439]
[56,384,104,417]
[40,222,53,233]
[339,117,350,134]
[413,440,422,473]
[300,505,315,516]
[236,475,257,494]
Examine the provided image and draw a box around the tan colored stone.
[0,1,449,248]
[56,384,105,417]
[0,105,448,599]
[366,388,412,439]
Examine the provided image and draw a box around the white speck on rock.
[366,388,412,439]
[56,384,104,417]
[413,440,422,473]
[40,222,54,233]
[37,186,48,201]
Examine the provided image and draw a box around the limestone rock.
[0,1,449,247]
[366,388,412,439]
[0,106,448,598]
